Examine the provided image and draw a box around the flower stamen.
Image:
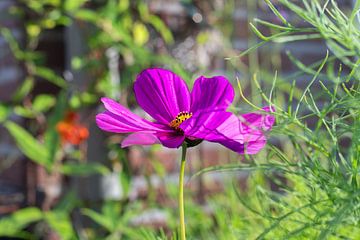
[169,111,192,130]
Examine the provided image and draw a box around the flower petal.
[210,114,267,154]
[239,106,275,132]
[157,132,185,148]
[181,107,275,154]
[134,68,191,124]
[180,110,233,137]
[121,132,160,147]
[96,97,170,133]
[190,76,235,113]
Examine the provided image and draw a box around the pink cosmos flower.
[96,68,275,154]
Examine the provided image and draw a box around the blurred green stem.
[179,142,187,240]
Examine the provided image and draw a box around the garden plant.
[0,0,359,239]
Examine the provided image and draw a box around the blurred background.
[0,0,356,239]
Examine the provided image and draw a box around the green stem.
[179,142,187,240]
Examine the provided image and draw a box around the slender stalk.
[179,142,187,240]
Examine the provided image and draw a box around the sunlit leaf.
[33,94,56,113]
[81,208,114,231]
[12,77,34,102]
[74,9,98,22]
[0,104,9,123]
[148,15,174,44]
[118,0,129,12]
[44,211,76,240]
[81,92,97,104]
[14,106,35,118]
[64,0,87,12]
[133,22,149,46]
[4,121,50,168]
[26,23,41,38]
[34,66,67,88]
[71,56,83,70]
[69,94,81,109]
[0,207,42,237]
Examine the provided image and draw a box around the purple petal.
[96,97,171,133]
[157,132,185,148]
[239,106,275,132]
[180,107,275,154]
[190,76,235,113]
[210,114,267,154]
[121,132,160,147]
[134,68,191,124]
[180,110,233,137]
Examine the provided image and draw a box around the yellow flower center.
[169,111,192,130]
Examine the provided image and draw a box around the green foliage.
[81,201,159,239]
[202,1,360,238]
[1,0,174,170]
[32,94,56,113]
[44,211,76,240]
[0,0,178,238]
[4,121,50,169]
[63,0,88,13]
[13,94,56,119]
[2,0,360,239]
[0,207,42,238]
[34,66,67,88]
[59,163,109,176]
[12,77,34,102]
[0,104,9,123]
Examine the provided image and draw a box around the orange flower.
[56,112,89,145]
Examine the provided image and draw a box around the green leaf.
[81,92,97,104]
[14,106,35,118]
[148,15,173,44]
[33,94,56,113]
[69,94,81,109]
[264,0,291,26]
[1,27,39,61]
[71,56,83,70]
[74,9,98,22]
[4,121,50,168]
[0,207,42,236]
[34,66,67,88]
[118,0,129,12]
[59,163,110,176]
[81,208,114,231]
[0,104,9,123]
[133,22,149,46]
[0,27,25,60]
[64,0,87,12]
[54,190,78,212]
[12,77,34,102]
[44,211,76,240]
[26,23,41,38]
